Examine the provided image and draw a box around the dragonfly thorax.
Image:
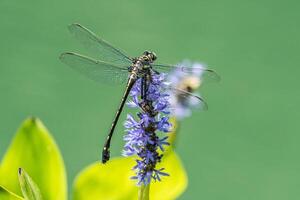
[130,51,157,77]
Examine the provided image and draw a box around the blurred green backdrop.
[1,0,300,199]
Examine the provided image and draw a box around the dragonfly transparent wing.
[153,63,221,83]
[166,86,208,111]
[60,52,129,84]
[68,23,133,66]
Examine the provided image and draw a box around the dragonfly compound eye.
[143,51,150,55]
[151,52,157,61]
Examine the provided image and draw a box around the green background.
[1,0,300,199]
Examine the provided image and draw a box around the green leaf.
[18,168,43,200]
[0,185,23,200]
[73,156,137,200]
[0,117,67,200]
[72,150,187,200]
[149,150,188,200]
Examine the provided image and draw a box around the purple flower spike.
[123,72,171,185]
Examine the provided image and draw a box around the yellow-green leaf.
[73,157,137,200]
[149,150,188,200]
[18,168,43,200]
[0,185,23,200]
[73,150,187,200]
[0,117,67,200]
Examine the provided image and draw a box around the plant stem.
[138,183,150,200]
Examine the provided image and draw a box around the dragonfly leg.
[143,77,148,100]
[144,75,149,101]
[141,77,145,100]
[153,69,160,74]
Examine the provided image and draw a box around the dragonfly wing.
[68,23,133,66]
[153,63,221,83]
[166,86,208,111]
[60,52,129,85]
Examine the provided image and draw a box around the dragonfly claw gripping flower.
[123,73,172,185]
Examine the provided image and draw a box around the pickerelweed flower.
[167,61,207,120]
[123,72,172,185]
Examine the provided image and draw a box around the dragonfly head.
[143,50,157,63]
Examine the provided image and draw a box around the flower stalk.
[138,183,150,200]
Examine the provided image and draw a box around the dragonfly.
[60,23,220,164]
